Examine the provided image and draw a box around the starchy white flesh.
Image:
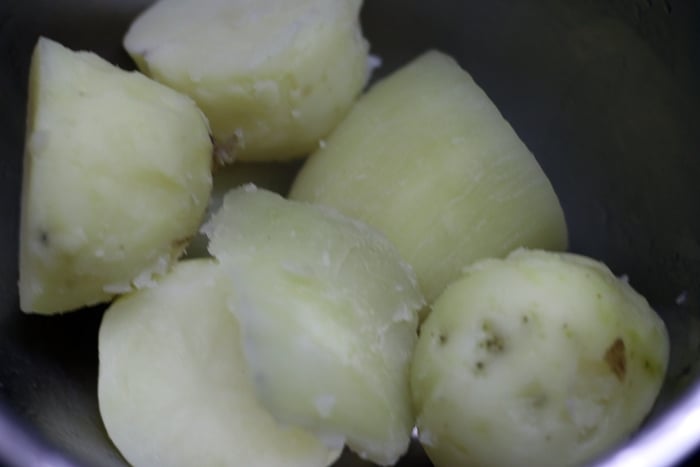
[290,51,568,303]
[185,161,299,257]
[124,0,369,162]
[19,37,213,314]
[206,186,425,465]
[411,249,669,467]
[98,259,339,467]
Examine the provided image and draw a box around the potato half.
[19,38,212,314]
[290,51,568,303]
[206,186,424,465]
[124,0,369,162]
[411,249,669,467]
[98,259,339,467]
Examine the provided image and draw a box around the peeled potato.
[98,259,339,467]
[290,51,568,302]
[124,0,369,162]
[185,161,300,258]
[206,186,424,465]
[411,249,669,467]
[19,37,212,314]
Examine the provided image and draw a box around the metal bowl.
[1,1,699,466]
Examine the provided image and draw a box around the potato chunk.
[124,0,369,162]
[411,249,669,467]
[185,161,299,258]
[19,38,213,314]
[206,186,424,465]
[290,51,567,302]
[98,259,339,467]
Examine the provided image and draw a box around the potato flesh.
[18,38,213,314]
[206,186,424,465]
[290,51,568,302]
[98,259,339,467]
[185,161,300,258]
[124,0,369,162]
[410,249,669,467]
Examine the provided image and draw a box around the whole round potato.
[411,249,669,467]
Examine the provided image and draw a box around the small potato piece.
[124,0,369,162]
[98,259,339,467]
[411,249,669,467]
[291,51,567,303]
[206,186,425,465]
[19,38,212,314]
[185,161,299,258]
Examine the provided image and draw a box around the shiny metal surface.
[1,1,699,466]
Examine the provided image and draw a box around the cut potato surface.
[98,259,339,467]
[185,161,300,258]
[124,0,369,162]
[19,37,212,314]
[411,249,669,467]
[290,51,568,303]
[206,186,424,465]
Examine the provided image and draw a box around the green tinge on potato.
[124,0,369,162]
[290,50,568,303]
[206,186,425,465]
[18,37,213,314]
[411,249,669,467]
[98,259,340,467]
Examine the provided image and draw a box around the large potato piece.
[19,38,212,314]
[206,186,424,465]
[98,259,339,467]
[291,51,567,302]
[124,0,369,162]
[411,249,669,467]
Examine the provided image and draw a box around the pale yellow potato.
[98,259,339,467]
[185,161,299,258]
[290,51,568,303]
[206,186,424,465]
[411,249,669,467]
[19,38,213,314]
[124,0,369,162]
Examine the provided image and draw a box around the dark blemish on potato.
[605,338,627,381]
[532,394,548,408]
[596,292,602,300]
[482,334,505,353]
[545,434,552,441]
[438,333,448,346]
[38,230,49,246]
[475,361,485,371]
[522,315,529,324]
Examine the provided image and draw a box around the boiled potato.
[290,51,568,303]
[124,0,369,162]
[19,38,212,314]
[206,186,424,465]
[98,259,339,467]
[185,160,299,257]
[411,249,669,467]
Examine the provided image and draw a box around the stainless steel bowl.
[1,1,699,466]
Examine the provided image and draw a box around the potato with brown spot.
[605,338,627,382]
[411,249,669,467]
